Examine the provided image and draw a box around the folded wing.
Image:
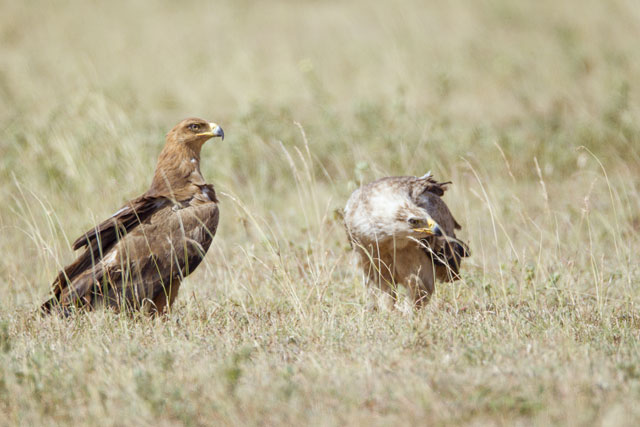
[413,179,470,281]
[42,197,218,313]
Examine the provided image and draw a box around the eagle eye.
[188,123,201,132]
[408,218,422,227]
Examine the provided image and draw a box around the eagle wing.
[41,197,219,313]
[42,196,169,310]
[71,195,168,251]
[412,178,469,281]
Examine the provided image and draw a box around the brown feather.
[41,118,223,314]
[344,174,469,309]
[409,175,451,199]
[44,201,219,313]
[71,196,167,251]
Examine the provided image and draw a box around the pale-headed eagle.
[41,118,225,315]
[344,173,469,308]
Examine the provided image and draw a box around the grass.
[1,0,640,425]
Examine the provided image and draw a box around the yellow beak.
[196,122,224,140]
[413,218,442,236]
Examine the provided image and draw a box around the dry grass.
[1,0,640,425]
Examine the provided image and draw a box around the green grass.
[1,0,639,425]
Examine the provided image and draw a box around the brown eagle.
[344,173,469,309]
[41,118,225,315]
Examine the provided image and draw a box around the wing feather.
[41,196,169,312]
[42,199,219,313]
[72,195,167,251]
[412,177,469,282]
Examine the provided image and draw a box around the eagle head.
[167,117,224,149]
[345,182,442,248]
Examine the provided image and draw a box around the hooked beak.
[197,122,225,140]
[413,218,443,237]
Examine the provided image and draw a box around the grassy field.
[1,0,639,425]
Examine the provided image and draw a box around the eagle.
[41,118,225,315]
[343,173,469,309]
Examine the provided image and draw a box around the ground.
[0,0,639,425]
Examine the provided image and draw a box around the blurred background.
[1,1,640,424]
[0,0,638,309]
